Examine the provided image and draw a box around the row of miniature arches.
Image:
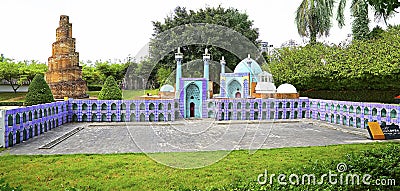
[316,112,392,128]
[7,106,65,126]
[72,102,175,111]
[212,110,307,120]
[211,101,307,110]
[317,104,398,118]
[71,112,174,122]
[6,118,62,147]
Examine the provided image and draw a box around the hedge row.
[0,102,24,106]
[268,25,400,91]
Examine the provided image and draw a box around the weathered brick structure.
[46,15,88,99]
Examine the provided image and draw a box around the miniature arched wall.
[2,101,68,148]
[69,99,175,123]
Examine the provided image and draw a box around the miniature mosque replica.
[158,48,299,118]
[3,15,400,148]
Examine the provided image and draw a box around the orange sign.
[367,122,385,140]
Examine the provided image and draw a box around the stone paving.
[1,119,376,155]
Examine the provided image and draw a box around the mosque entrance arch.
[228,80,242,98]
[185,83,200,118]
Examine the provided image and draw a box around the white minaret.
[220,56,225,74]
[175,47,183,98]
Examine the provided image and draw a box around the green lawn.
[0,142,394,190]
[0,92,27,102]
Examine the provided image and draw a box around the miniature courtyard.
[3,119,370,155]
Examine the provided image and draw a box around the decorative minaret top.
[45,15,88,99]
[247,54,252,68]
[203,48,210,81]
[220,56,226,74]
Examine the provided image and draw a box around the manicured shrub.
[98,76,122,100]
[25,74,54,106]
[301,90,400,103]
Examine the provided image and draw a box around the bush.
[269,25,400,91]
[301,90,400,103]
[24,74,54,106]
[87,85,103,91]
[98,76,122,100]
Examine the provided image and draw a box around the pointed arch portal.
[185,83,200,118]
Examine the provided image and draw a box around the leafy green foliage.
[148,6,260,88]
[269,25,400,92]
[367,0,400,24]
[351,0,370,40]
[82,61,129,87]
[301,90,400,103]
[98,76,122,100]
[156,67,173,86]
[295,0,342,44]
[25,74,54,106]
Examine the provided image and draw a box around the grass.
[0,92,27,102]
[122,89,159,99]
[0,142,395,190]
[88,89,159,99]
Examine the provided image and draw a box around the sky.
[0,0,399,64]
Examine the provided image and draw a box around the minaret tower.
[220,56,226,97]
[175,47,183,98]
[203,48,210,97]
[46,15,88,99]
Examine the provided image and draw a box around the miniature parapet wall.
[69,99,177,122]
[309,99,400,129]
[3,101,69,148]
[2,98,400,148]
[210,98,400,128]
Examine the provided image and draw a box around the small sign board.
[367,122,400,140]
[381,124,400,139]
[367,122,385,140]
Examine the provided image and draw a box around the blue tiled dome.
[160,84,175,92]
[234,58,263,77]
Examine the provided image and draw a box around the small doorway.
[190,102,195,117]
[235,92,241,98]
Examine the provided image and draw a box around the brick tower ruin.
[46,15,88,99]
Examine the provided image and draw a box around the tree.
[351,0,370,40]
[156,67,173,86]
[0,59,47,93]
[295,0,344,45]
[338,0,399,41]
[367,0,400,24]
[147,6,260,88]
[25,74,54,106]
[98,76,122,100]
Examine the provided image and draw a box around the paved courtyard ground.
[1,119,375,155]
